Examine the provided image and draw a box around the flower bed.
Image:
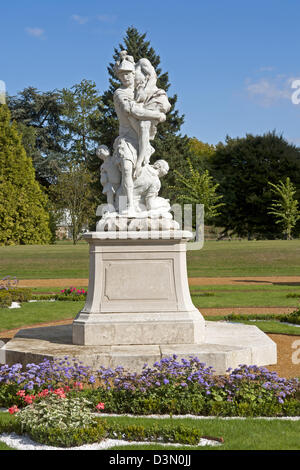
[0,356,299,418]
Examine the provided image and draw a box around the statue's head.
[135,58,157,103]
[114,51,135,87]
[153,160,169,177]
[96,145,110,161]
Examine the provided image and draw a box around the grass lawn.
[190,284,300,308]
[103,416,300,450]
[1,239,300,279]
[205,317,300,335]
[187,239,300,277]
[0,301,84,333]
[1,412,300,450]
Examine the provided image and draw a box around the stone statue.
[96,50,178,230]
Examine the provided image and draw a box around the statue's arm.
[114,91,165,122]
[130,102,165,122]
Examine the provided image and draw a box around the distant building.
[55,210,88,240]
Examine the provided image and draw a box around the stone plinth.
[1,321,277,375]
[72,231,205,346]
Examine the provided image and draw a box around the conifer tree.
[0,104,51,245]
[91,27,195,199]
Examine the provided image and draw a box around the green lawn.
[191,284,300,308]
[205,317,300,335]
[0,239,300,279]
[0,300,299,335]
[0,301,84,333]
[187,239,300,277]
[1,413,300,450]
[103,416,300,450]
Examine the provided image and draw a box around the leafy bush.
[15,394,95,432]
[10,288,32,303]
[0,290,12,307]
[31,294,56,301]
[225,313,280,321]
[55,294,86,301]
[0,288,32,307]
[280,307,300,325]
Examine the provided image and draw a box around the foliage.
[280,306,300,325]
[15,393,95,431]
[54,286,87,301]
[1,357,298,417]
[0,291,12,308]
[173,158,224,223]
[60,79,101,165]
[225,313,281,322]
[268,177,300,239]
[210,132,300,238]
[188,138,216,170]
[49,163,95,244]
[0,104,52,245]
[7,87,65,187]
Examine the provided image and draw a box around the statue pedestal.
[72,231,205,346]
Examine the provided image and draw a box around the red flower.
[74,382,83,390]
[16,390,26,397]
[24,394,35,404]
[8,405,19,414]
[96,402,105,411]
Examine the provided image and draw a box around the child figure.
[96,144,121,212]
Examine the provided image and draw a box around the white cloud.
[245,75,296,107]
[71,14,89,24]
[258,66,275,73]
[97,14,117,23]
[25,27,45,38]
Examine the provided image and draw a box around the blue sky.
[1,0,300,146]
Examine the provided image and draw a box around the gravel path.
[18,276,300,288]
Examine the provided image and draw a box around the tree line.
[0,27,299,244]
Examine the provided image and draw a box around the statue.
[96,51,178,230]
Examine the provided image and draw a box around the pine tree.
[0,104,51,245]
[91,27,195,199]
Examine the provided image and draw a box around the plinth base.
[72,231,205,346]
[0,321,277,375]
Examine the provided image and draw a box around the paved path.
[18,276,300,287]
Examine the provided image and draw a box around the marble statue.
[96,50,177,229]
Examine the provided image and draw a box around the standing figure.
[112,51,166,216]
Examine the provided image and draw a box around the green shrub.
[31,294,56,301]
[54,294,86,301]
[0,288,32,306]
[225,313,281,321]
[15,394,95,432]
[7,413,205,447]
[10,288,32,302]
[25,420,107,448]
[280,307,300,325]
[0,290,12,307]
